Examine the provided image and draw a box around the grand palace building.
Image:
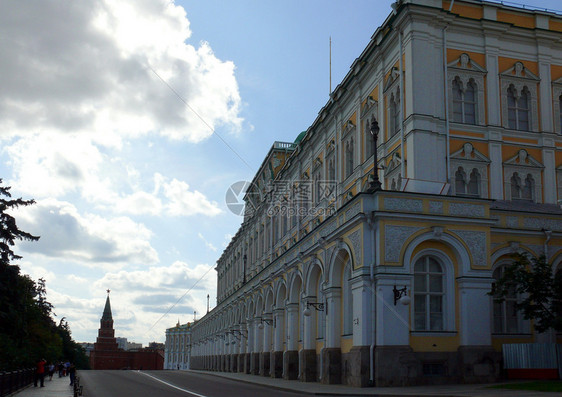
[165,0,562,386]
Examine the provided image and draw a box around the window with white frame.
[450,142,489,198]
[503,149,543,202]
[507,84,530,131]
[492,265,528,334]
[361,96,378,162]
[414,256,444,331]
[384,67,401,139]
[454,166,481,197]
[452,77,476,124]
[500,61,539,132]
[389,90,400,137]
[447,53,486,126]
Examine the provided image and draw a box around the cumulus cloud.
[0,0,243,143]
[94,261,215,292]
[14,198,159,266]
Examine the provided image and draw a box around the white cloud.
[14,198,159,267]
[159,175,222,217]
[198,233,217,252]
[0,0,243,143]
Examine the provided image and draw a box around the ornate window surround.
[500,61,540,132]
[384,151,402,190]
[552,76,562,134]
[361,95,378,163]
[447,53,486,126]
[502,149,544,202]
[450,142,490,198]
[410,250,456,333]
[384,67,401,140]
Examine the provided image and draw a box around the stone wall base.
[374,345,501,386]
[230,354,238,372]
[260,352,270,377]
[251,352,260,375]
[343,346,371,387]
[321,348,341,384]
[283,350,299,380]
[271,351,283,378]
[299,349,317,382]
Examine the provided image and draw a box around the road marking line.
[137,371,210,397]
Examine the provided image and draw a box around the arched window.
[518,89,530,131]
[414,256,444,331]
[464,80,476,124]
[314,172,322,205]
[510,172,522,199]
[455,167,466,195]
[452,79,463,122]
[492,266,524,334]
[328,158,335,182]
[365,117,374,159]
[522,174,534,201]
[345,138,354,178]
[468,168,480,196]
[507,85,531,131]
[507,85,517,129]
[452,77,477,124]
[342,263,353,335]
[390,91,400,136]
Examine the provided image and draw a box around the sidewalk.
[13,374,73,397]
[188,369,559,396]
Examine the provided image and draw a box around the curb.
[185,370,466,397]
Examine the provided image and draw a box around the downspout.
[399,30,405,180]
[443,25,451,184]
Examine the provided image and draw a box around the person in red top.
[34,358,46,387]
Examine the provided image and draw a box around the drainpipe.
[443,25,451,184]
[399,30,405,180]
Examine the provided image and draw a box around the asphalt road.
[78,370,304,397]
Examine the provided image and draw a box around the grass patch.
[488,381,562,392]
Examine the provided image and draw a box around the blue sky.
[1,0,559,345]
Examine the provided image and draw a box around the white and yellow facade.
[164,322,191,370]
[183,0,562,386]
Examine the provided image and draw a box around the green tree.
[0,180,89,370]
[491,253,562,333]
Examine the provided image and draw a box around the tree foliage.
[0,180,89,370]
[491,253,562,333]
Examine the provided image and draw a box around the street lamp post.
[368,117,382,192]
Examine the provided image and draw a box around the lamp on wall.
[393,285,411,305]
[257,318,273,329]
[303,301,326,317]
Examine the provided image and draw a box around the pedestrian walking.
[33,358,46,387]
[48,362,55,380]
[68,363,76,386]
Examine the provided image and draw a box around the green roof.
[294,130,307,144]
